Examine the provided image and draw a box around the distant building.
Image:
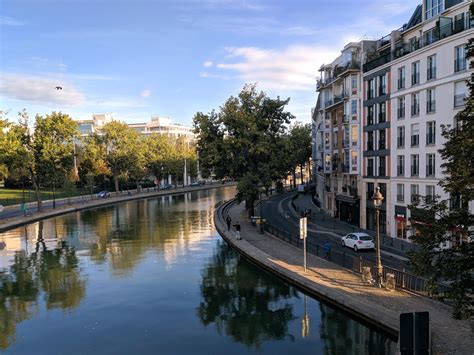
[128,116,195,141]
[76,113,114,136]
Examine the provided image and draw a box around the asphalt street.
[262,192,411,271]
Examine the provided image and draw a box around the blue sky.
[1,0,416,126]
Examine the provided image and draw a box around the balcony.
[363,14,472,73]
[325,99,333,108]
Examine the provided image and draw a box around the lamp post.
[258,184,264,234]
[372,186,384,287]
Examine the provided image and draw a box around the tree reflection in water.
[197,241,298,348]
[0,221,86,349]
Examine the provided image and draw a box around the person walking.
[226,215,232,231]
[323,241,331,261]
[233,222,241,240]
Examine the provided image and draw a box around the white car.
[341,233,375,251]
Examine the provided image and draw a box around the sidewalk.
[0,183,235,233]
[216,200,473,355]
[292,193,419,256]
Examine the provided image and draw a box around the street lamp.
[372,186,384,287]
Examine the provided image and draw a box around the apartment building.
[315,40,376,227]
[360,0,472,239]
[311,96,325,209]
[390,1,472,240]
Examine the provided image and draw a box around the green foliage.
[193,84,295,209]
[0,111,78,210]
[408,4,474,319]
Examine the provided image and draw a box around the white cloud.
[140,89,151,98]
[215,45,339,91]
[199,72,231,80]
[0,15,24,27]
[203,61,213,67]
[0,73,85,107]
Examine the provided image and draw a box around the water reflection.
[198,241,298,348]
[0,221,86,349]
[0,187,395,354]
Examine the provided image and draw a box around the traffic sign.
[299,217,307,239]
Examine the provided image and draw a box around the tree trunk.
[246,199,255,218]
[300,164,304,185]
[292,170,296,188]
[32,175,42,212]
[136,178,139,194]
[113,171,119,196]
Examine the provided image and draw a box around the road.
[262,192,411,271]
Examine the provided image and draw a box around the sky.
[0,0,417,126]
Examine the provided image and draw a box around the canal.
[0,186,396,354]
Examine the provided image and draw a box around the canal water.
[0,186,396,354]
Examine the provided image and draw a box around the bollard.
[385,273,396,291]
[359,256,362,273]
[362,267,373,284]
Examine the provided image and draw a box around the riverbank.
[0,182,236,233]
[215,199,473,355]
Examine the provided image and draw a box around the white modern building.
[76,113,114,136]
[360,0,472,239]
[128,116,195,142]
[389,0,472,240]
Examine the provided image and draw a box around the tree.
[407,3,474,319]
[1,111,78,211]
[145,134,174,183]
[94,121,142,195]
[194,84,294,215]
[287,124,312,186]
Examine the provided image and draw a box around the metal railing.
[263,222,449,298]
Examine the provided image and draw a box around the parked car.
[96,191,109,198]
[341,233,375,251]
[190,181,200,186]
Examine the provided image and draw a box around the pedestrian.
[226,215,232,231]
[233,222,241,240]
[323,241,331,261]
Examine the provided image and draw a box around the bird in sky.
[54,86,63,90]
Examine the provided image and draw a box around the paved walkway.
[216,200,473,355]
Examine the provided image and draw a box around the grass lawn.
[0,188,90,206]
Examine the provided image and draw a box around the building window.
[411,61,420,85]
[379,102,386,123]
[426,153,435,176]
[379,74,386,96]
[324,132,330,149]
[397,126,405,148]
[426,88,436,113]
[424,0,443,20]
[367,79,375,99]
[411,92,419,116]
[351,74,357,90]
[367,158,374,177]
[367,131,374,151]
[426,121,436,145]
[397,184,405,203]
[351,151,357,170]
[351,125,358,146]
[426,185,435,203]
[397,155,405,176]
[367,105,374,125]
[379,156,386,177]
[411,123,419,147]
[333,131,338,148]
[411,154,419,176]
[411,184,419,202]
[398,67,405,89]
[454,81,467,107]
[454,45,466,72]
[351,100,357,115]
[379,129,386,150]
[427,54,436,80]
[397,96,405,119]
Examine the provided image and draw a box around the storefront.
[336,194,360,227]
[394,205,407,239]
